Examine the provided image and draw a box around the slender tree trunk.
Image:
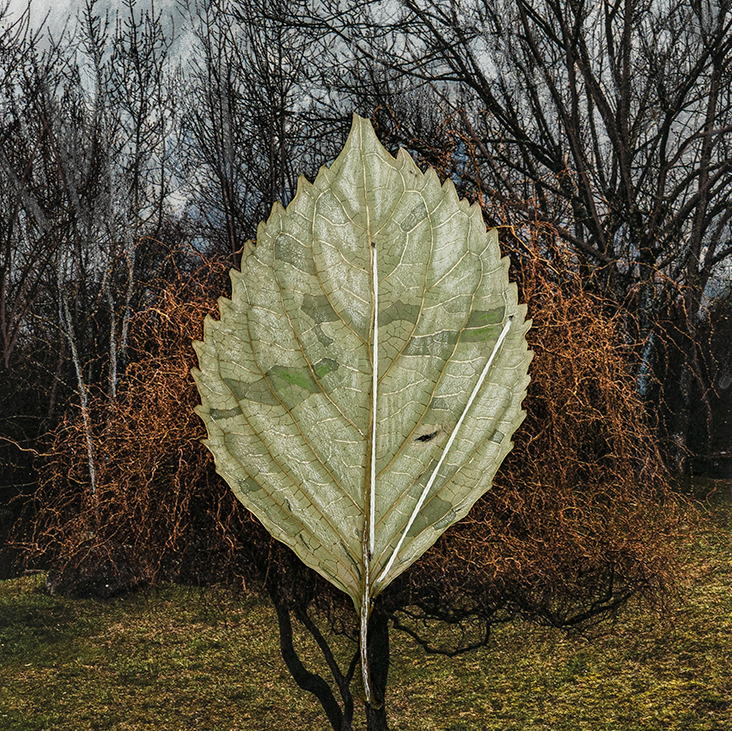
[118,234,137,382]
[104,271,118,399]
[58,283,99,521]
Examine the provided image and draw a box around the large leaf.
[193,114,531,700]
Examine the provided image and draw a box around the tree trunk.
[365,608,390,731]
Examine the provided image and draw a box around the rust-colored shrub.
[22,255,267,596]
[390,236,688,642]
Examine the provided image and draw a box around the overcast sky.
[5,0,179,33]
[9,0,98,27]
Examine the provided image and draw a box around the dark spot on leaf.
[241,378,280,406]
[415,430,439,443]
[223,378,249,401]
[434,508,457,531]
[399,200,428,232]
[380,301,420,328]
[313,358,339,380]
[275,234,315,274]
[460,307,506,343]
[270,365,319,393]
[315,325,334,347]
[429,397,452,411]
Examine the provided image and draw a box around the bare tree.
[0,5,60,372]
[175,0,345,262]
[322,0,732,458]
[0,0,177,515]
[107,0,173,391]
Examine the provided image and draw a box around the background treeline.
[0,0,730,595]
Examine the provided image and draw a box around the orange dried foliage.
[23,256,260,596]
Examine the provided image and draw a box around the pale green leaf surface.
[193,115,532,611]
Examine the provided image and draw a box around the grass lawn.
[1,478,730,731]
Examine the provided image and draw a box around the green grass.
[1,478,731,731]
